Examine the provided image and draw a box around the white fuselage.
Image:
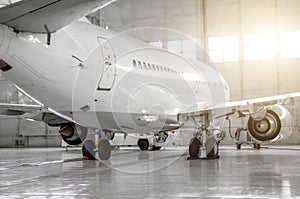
[0,21,230,133]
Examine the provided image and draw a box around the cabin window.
[132,60,137,68]
[143,62,147,70]
[147,63,151,70]
[138,61,142,69]
[152,64,156,70]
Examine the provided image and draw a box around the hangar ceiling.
[88,0,204,43]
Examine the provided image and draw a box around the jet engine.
[59,124,87,145]
[247,105,293,143]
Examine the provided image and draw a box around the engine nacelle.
[59,124,87,145]
[248,105,293,143]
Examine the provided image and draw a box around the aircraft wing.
[0,103,42,115]
[0,0,116,33]
[0,102,81,127]
[178,92,300,120]
[224,92,300,108]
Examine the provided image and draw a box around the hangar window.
[244,33,276,61]
[279,32,300,59]
[208,36,239,63]
[132,60,137,68]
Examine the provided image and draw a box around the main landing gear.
[178,111,223,160]
[188,136,220,160]
[82,131,112,161]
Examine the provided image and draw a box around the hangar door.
[97,36,116,91]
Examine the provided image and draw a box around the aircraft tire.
[189,138,201,158]
[254,143,261,150]
[98,139,111,160]
[138,139,149,151]
[82,140,96,160]
[206,138,219,159]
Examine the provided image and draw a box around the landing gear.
[206,137,219,159]
[178,111,222,160]
[188,137,219,160]
[81,131,112,161]
[82,140,96,160]
[138,139,149,151]
[98,139,111,160]
[188,138,201,159]
[253,143,261,150]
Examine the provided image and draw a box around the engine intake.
[248,105,293,143]
[59,124,87,145]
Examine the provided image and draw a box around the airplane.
[0,0,300,160]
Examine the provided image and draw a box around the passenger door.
[97,36,116,91]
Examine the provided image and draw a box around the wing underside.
[178,92,300,121]
[0,0,116,33]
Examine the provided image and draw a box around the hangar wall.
[94,0,300,144]
[0,76,61,147]
[205,0,300,144]
[0,0,300,146]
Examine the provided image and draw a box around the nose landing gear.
[82,131,112,161]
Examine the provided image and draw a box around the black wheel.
[138,139,149,151]
[236,143,242,150]
[82,140,96,160]
[206,137,219,159]
[98,139,111,160]
[152,146,162,151]
[254,143,261,150]
[189,138,201,158]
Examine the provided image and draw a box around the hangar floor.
[1,146,300,198]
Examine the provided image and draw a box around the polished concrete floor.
[1,145,300,199]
